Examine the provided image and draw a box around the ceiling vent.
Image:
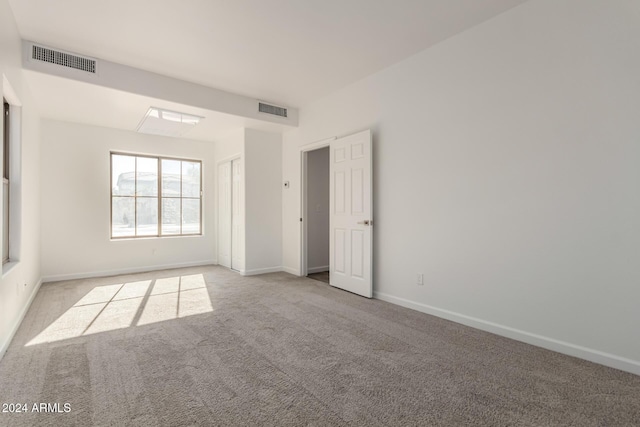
[31,44,97,74]
[258,102,288,118]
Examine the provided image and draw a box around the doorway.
[303,147,330,283]
[217,157,243,271]
[300,130,373,298]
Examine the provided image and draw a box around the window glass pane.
[111,154,202,239]
[161,198,180,235]
[4,101,9,181]
[136,198,158,236]
[112,197,135,237]
[3,181,8,260]
[161,159,181,197]
[112,155,135,196]
[136,157,158,196]
[182,161,201,198]
[182,199,200,234]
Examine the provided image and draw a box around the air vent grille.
[258,102,287,118]
[32,45,96,74]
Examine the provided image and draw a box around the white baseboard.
[42,260,216,283]
[307,265,329,274]
[374,291,640,377]
[281,266,300,276]
[0,277,43,361]
[240,266,283,276]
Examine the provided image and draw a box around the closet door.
[231,159,244,271]
[217,162,232,268]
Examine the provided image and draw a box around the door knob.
[357,220,373,226]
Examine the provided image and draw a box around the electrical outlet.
[417,273,424,285]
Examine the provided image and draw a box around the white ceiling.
[8,0,527,140]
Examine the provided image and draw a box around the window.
[2,99,9,264]
[111,153,202,238]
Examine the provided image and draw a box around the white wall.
[244,128,282,274]
[214,128,244,164]
[306,147,329,272]
[40,120,216,281]
[0,0,42,358]
[282,0,640,374]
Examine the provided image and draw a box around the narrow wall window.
[2,99,9,264]
[111,153,202,238]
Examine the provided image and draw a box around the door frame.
[299,137,336,277]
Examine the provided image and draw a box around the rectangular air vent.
[31,45,96,74]
[258,102,288,118]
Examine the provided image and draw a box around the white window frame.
[110,152,203,239]
[2,75,22,274]
[2,98,9,264]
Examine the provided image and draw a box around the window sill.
[110,234,203,242]
[2,260,19,278]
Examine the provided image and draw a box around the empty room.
[1,0,639,425]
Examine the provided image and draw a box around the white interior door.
[231,159,244,271]
[217,162,232,268]
[330,129,373,298]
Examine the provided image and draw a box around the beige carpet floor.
[0,266,639,426]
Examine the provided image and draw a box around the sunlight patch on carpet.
[26,274,213,346]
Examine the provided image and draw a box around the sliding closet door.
[217,162,232,268]
[231,159,244,271]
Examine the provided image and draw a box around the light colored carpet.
[0,265,639,426]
